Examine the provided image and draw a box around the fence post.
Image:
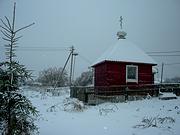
[124,87,128,101]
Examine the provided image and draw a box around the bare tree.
[74,70,93,86]
[37,67,68,87]
[165,76,180,83]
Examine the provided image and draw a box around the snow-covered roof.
[92,39,157,66]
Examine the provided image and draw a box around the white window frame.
[126,65,138,83]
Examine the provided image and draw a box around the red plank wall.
[94,61,154,87]
[94,63,107,86]
[138,64,153,84]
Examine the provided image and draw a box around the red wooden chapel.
[92,17,157,87]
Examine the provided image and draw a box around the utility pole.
[69,46,74,87]
[160,62,164,84]
[53,46,77,89]
[53,50,72,89]
[72,52,78,82]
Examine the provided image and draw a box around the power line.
[16,46,70,52]
[165,63,180,66]
[17,49,69,52]
[19,46,68,48]
[147,50,180,54]
[78,54,92,64]
[149,55,180,57]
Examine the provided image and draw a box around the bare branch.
[11,49,17,52]
[11,53,16,57]
[5,44,11,47]
[12,43,18,46]
[5,16,12,30]
[15,22,35,33]
[1,30,11,39]
[0,19,11,31]
[5,52,10,55]
[12,41,17,44]
[2,37,11,42]
[3,29,11,36]
[0,25,12,33]
[12,37,22,43]
[14,35,23,41]
[12,38,20,43]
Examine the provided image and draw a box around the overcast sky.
[0,0,180,80]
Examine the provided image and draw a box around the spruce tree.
[0,2,38,135]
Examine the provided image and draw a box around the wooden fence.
[70,83,180,104]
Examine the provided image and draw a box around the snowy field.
[22,86,180,135]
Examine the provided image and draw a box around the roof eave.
[92,60,157,67]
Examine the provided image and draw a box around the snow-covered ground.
[22,86,180,135]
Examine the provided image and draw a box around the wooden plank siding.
[94,61,154,88]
